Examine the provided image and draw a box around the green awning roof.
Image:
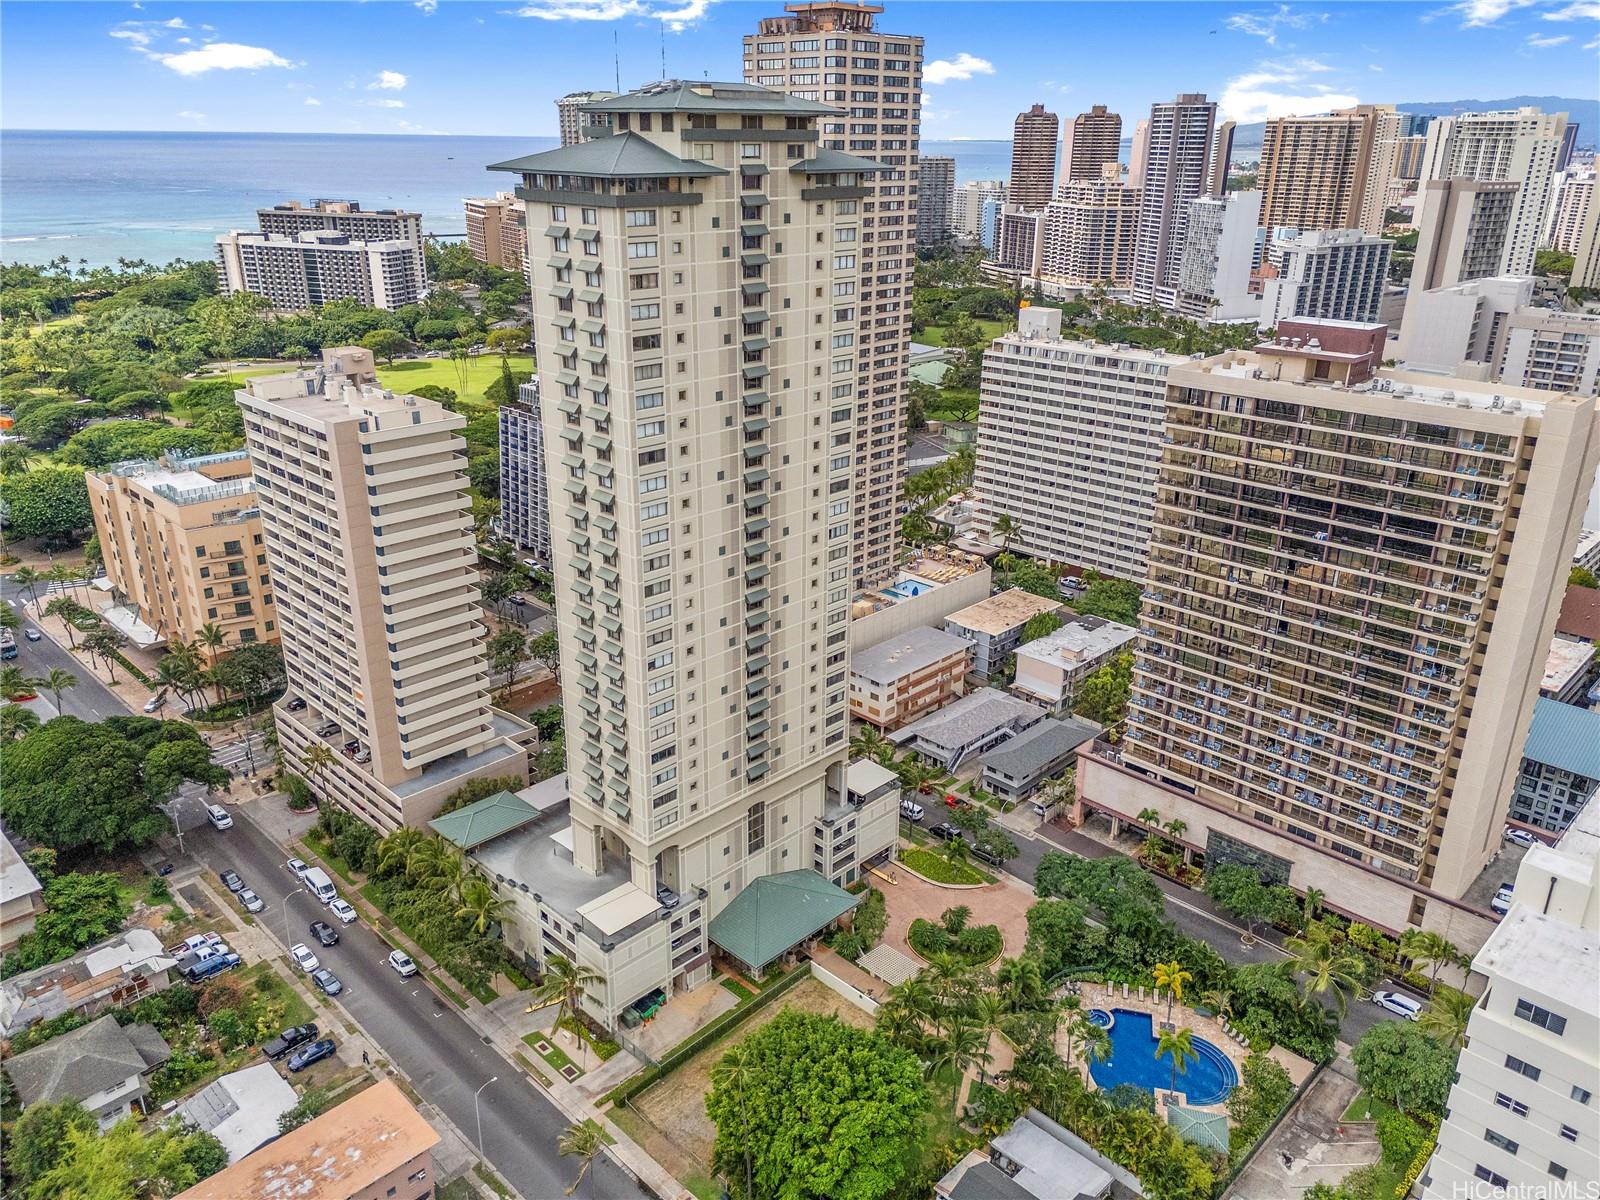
[429,791,539,850]
[790,148,887,174]
[708,870,860,970]
[489,131,729,179]
[1168,1106,1230,1154]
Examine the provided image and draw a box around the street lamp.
[473,1076,498,1158]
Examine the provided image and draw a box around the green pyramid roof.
[708,870,860,970]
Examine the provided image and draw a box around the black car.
[286,697,307,712]
[285,1038,337,1072]
[261,1023,319,1059]
[310,967,343,996]
[219,869,244,892]
[972,844,1005,867]
[309,920,340,947]
[927,822,963,842]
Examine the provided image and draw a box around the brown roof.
[1556,585,1600,642]
[172,1079,439,1200]
[946,589,1065,636]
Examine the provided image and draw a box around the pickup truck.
[182,951,241,983]
[261,1023,320,1060]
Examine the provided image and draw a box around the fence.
[810,958,880,1015]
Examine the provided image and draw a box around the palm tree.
[1136,806,1161,827]
[0,667,41,701]
[1152,960,1193,1027]
[1284,931,1365,1018]
[556,1122,606,1198]
[1399,930,1461,994]
[302,742,337,798]
[1301,887,1326,928]
[1418,987,1475,1051]
[895,753,942,795]
[848,724,895,765]
[941,834,971,869]
[1155,1025,1198,1096]
[0,704,41,743]
[929,1018,991,1108]
[11,567,42,609]
[991,513,1020,550]
[1199,988,1234,1023]
[194,623,227,702]
[1063,1010,1111,1071]
[44,596,85,648]
[995,956,1044,1012]
[44,563,78,599]
[709,1043,757,1199]
[41,667,76,714]
[534,954,603,1036]
[456,876,508,935]
[1163,818,1187,842]
[377,826,430,877]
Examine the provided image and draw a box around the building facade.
[1509,697,1600,833]
[974,306,1179,579]
[557,90,618,145]
[87,449,276,655]
[1501,309,1600,397]
[943,589,1066,678]
[954,179,1006,243]
[1259,229,1393,328]
[1012,614,1139,714]
[1040,165,1141,288]
[849,624,973,729]
[1010,103,1060,211]
[215,230,425,312]
[1113,323,1598,922]
[1548,169,1594,254]
[1420,801,1599,1199]
[239,350,532,832]
[254,199,425,280]
[498,379,552,563]
[1257,107,1396,237]
[1176,189,1263,322]
[1131,94,1218,307]
[464,191,529,271]
[917,154,955,244]
[995,205,1045,275]
[745,1,923,589]
[1063,105,1121,185]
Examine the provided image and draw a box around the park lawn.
[899,847,989,886]
[377,354,534,406]
[1341,1089,1399,1124]
[916,318,1008,347]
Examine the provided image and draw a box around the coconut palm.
[1152,960,1193,1026]
[1063,1010,1111,1071]
[44,562,78,599]
[456,876,508,935]
[0,704,41,743]
[709,1044,757,1199]
[302,741,337,797]
[556,1122,606,1198]
[929,1018,992,1106]
[1284,931,1365,1019]
[534,954,603,1036]
[1301,887,1326,927]
[45,596,85,648]
[1399,929,1461,994]
[991,513,1020,550]
[377,826,430,877]
[41,667,76,714]
[848,724,895,765]
[11,566,42,608]
[895,754,942,795]
[194,623,228,702]
[995,955,1045,1012]
[1155,1025,1198,1096]
[1418,987,1475,1051]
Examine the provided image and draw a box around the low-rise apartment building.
[849,624,973,730]
[889,687,1047,771]
[980,716,1100,806]
[1012,615,1139,714]
[87,449,276,656]
[1510,697,1600,834]
[1541,635,1596,705]
[814,760,900,888]
[943,589,1067,679]
[0,834,43,951]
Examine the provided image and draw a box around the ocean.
[0,129,1019,269]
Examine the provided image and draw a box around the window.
[634,363,664,382]
[1550,1163,1568,1180]
[633,334,663,351]
[625,210,657,227]
[1493,1094,1529,1117]
[747,801,766,852]
[1514,999,1567,1035]
[629,272,659,289]
[581,207,598,223]
[1572,1086,1592,1104]
[630,303,661,320]
[1473,1167,1509,1187]
[1484,1130,1519,1155]
[833,254,856,270]
[1504,1055,1541,1081]
[741,144,762,159]
[640,474,667,494]
[1559,1125,1579,1142]
[636,390,665,411]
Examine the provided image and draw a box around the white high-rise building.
[1259,229,1392,328]
[973,306,1182,580]
[1421,799,1599,1199]
[253,199,425,280]
[1176,189,1263,323]
[1421,107,1569,275]
[1041,164,1141,288]
[1131,94,1217,307]
[1549,168,1595,254]
[954,180,1007,242]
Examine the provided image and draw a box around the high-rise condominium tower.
[1258,106,1396,237]
[1258,229,1392,328]
[1207,120,1236,196]
[255,199,425,277]
[745,1,923,589]
[1421,107,1569,275]
[1106,324,1598,930]
[1398,177,1520,362]
[242,350,532,831]
[1131,94,1217,307]
[1041,163,1141,287]
[1175,190,1263,322]
[463,192,529,271]
[1128,118,1150,189]
[1010,104,1060,210]
[1062,106,1121,185]
[917,155,955,244]
[488,79,875,960]
[498,380,552,564]
[1550,170,1595,254]
[557,91,618,145]
[954,179,1007,241]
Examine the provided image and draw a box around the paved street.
[2,578,129,722]
[188,810,632,1200]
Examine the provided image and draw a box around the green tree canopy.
[1,465,94,544]
[1073,577,1142,624]
[1352,1021,1455,1116]
[705,1010,929,1200]
[1020,611,1064,644]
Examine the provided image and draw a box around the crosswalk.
[213,732,271,774]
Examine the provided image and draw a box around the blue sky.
[2,0,1595,139]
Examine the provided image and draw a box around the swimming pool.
[883,578,935,599]
[1086,1008,1238,1106]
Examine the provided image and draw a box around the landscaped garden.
[907,905,1003,966]
[899,845,988,885]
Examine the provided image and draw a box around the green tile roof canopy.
[789,149,888,174]
[428,791,539,850]
[708,870,861,971]
[488,132,728,180]
[581,80,838,116]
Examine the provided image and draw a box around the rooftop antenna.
[613,29,621,93]
[660,19,666,78]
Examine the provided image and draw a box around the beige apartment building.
[1040,163,1140,288]
[849,623,972,729]
[557,90,618,145]
[238,349,533,832]
[87,449,276,656]
[1085,320,1599,942]
[214,229,426,313]
[254,199,425,279]
[1550,169,1595,254]
[1398,178,1521,362]
[1062,106,1121,185]
[463,191,529,271]
[745,1,923,589]
[485,79,892,1011]
[1010,103,1059,211]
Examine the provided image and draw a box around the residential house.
[0,833,44,950]
[4,1015,171,1129]
[889,688,1047,772]
[1,928,177,1036]
[175,1062,299,1163]
[980,717,1101,809]
[935,1107,1134,1200]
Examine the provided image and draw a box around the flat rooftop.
[1474,904,1599,1015]
[469,787,634,921]
[239,371,457,427]
[1015,614,1138,665]
[851,625,972,685]
[947,589,1064,636]
[1542,635,1593,691]
[1195,352,1556,416]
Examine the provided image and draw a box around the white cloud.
[304,97,322,106]
[365,98,406,108]
[1446,0,1539,25]
[415,0,439,11]
[1527,31,1572,43]
[370,70,408,90]
[110,28,153,45]
[175,110,206,121]
[923,52,995,85]
[504,0,712,32]
[153,42,293,75]
[1219,61,1358,123]
[1224,5,1327,44]
[1542,0,1600,16]
[1368,62,1384,70]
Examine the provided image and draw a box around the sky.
[1,0,1596,139]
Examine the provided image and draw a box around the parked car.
[328,898,358,924]
[972,844,1004,867]
[289,943,320,973]
[219,869,244,892]
[927,822,962,842]
[238,888,265,913]
[143,692,167,713]
[261,1023,319,1059]
[24,628,42,642]
[286,697,307,712]
[310,967,344,996]
[656,884,681,910]
[1372,990,1422,1021]
[387,949,418,978]
[900,798,925,822]
[285,1038,337,1073]
[168,931,224,957]
[286,857,309,881]
[1491,883,1514,915]
[309,920,339,947]
[1503,826,1539,848]
[206,804,234,831]
[314,720,338,737]
[183,952,241,983]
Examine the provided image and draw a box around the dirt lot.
[615,976,875,1195]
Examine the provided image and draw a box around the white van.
[302,866,337,905]
[206,804,233,830]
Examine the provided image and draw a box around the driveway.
[1228,1060,1380,1200]
[880,856,1036,962]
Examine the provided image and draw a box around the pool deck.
[1064,982,1313,1119]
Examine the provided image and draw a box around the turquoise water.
[1087,1008,1237,1105]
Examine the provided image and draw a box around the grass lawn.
[241,961,318,1028]
[523,1030,583,1077]
[719,977,757,1005]
[1341,1089,1399,1123]
[916,319,1008,347]
[299,833,358,886]
[899,846,989,886]
[376,354,533,406]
